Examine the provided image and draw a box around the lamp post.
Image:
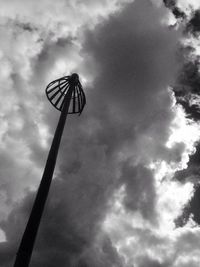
[14,73,86,267]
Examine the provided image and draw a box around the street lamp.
[14,73,86,267]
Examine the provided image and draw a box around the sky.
[0,0,200,266]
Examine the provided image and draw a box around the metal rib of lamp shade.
[46,74,86,114]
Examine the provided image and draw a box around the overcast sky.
[1,0,200,266]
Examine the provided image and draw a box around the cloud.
[170,0,200,229]
[0,0,129,38]
[163,0,186,19]
[121,163,157,222]
[0,0,199,267]
[177,0,200,15]
[186,10,200,35]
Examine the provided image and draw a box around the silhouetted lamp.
[46,73,86,113]
[14,73,86,267]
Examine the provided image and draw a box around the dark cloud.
[186,10,200,36]
[171,5,200,121]
[173,49,200,182]
[121,163,157,222]
[170,3,200,230]
[0,176,125,267]
[175,59,200,95]
[173,52,200,120]
[81,0,180,163]
[163,0,186,19]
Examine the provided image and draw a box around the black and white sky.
[1,0,200,266]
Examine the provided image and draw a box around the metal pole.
[14,86,74,267]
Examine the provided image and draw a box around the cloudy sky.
[1,0,200,266]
